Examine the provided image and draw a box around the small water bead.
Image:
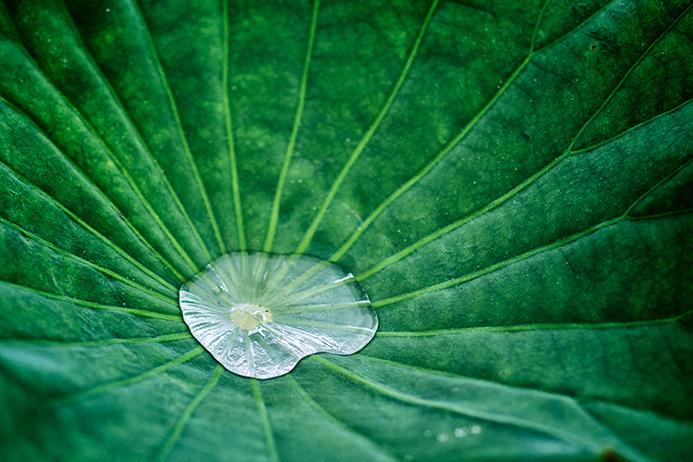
[179,252,378,379]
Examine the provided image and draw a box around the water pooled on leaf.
[179,252,378,379]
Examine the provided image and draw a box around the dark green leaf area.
[63,0,226,258]
[0,103,180,284]
[341,1,693,278]
[283,1,538,256]
[364,104,693,310]
[631,159,693,217]
[366,321,693,418]
[0,164,178,299]
[375,215,693,332]
[0,0,692,460]
[0,45,199,278]
[0,221,178,316]
[290,356,594,462]
[574,4,693,150]
[583,401,693,462]
[247,0,436,253]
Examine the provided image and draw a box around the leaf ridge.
[264,0,320,254]
[285,375,401,462]
[626,208,693,222]
[311,356,602,453]
[1,39,203,274]
[373,158,693,309]
[352,353,586,401]
[0,215,179,305]
[531,0,616,55]
[56,0,216,266]
[0,332,191,348]
[529,0,553,53]
[0,280,182,320]
[375,311,693,337]
[569,99,693,156]
[252,378,280,462]
[349,351,678,460]
[52,346,204,405]
[331,55,531,264]
[356,6,691,282]
[624,155,693,217]
[294,0,441,254]
[565,2,693,152]
[222,0,246,251]
[0,95,187,281]
[371,216,623,308]
[128,0,226,256]
[329,0,557,263]
[0,160,179,291]
[333,0,679,269]
[155,364,224,462]
[349,352,660,460]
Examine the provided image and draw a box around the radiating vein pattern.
[343,1,693,306]
[0,0,692,460]
[342,1,693,281]
[294,0,440,254]
[52,346,204,405]
[156,364,224,462]
[264,0,320,254]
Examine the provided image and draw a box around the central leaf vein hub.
[230,303,273,331]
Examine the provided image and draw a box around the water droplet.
[470,425,482,435]
[179,252,378,379]
[454,428,466,438]
[436,433,449,443]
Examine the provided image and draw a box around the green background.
[0,0,692,460]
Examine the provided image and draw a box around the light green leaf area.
[0,0,691,460]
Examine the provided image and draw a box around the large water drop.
[179,252,377,379]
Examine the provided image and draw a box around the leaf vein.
[0,160,179,291]
[0,215,179,305]
[375,312,693,337]
[129,0,226,256]
[295,0,441,254]
[252,378,280,462]
[355,5,692,281]
[263,0,321,254]
[0,95,187,281]
[155,364,224,462]
[0,280,182,320]
[285,375,401,462]
[311,355,599,452]
[0,332,191,347]
[58,0,216,266]
[52,346,204,405]
[2,34,202,273]
[371,216,622,308]
[223,0,247,250]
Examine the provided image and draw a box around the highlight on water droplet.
[179,252,378,379]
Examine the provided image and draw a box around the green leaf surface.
[1,0,692,460]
